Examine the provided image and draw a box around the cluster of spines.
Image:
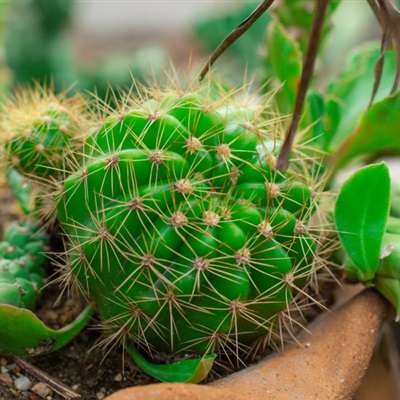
[52,79,332,363]
[0,221,49,309]
[0,85,90,183]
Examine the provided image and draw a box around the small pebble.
[1,366,8,373]
[96,392,105,399]
[113,373,123,382]
[0,372,13,387]
[31,382,53,398]
[14,374,33,391]
[7,362,16,371]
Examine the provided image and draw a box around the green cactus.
[52,81,329,365]
[0,220,49,310]
[1,86,88,181]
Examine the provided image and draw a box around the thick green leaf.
[374,276,400,320]
[266,21,326,150]
[300,91,326,149]
[329,92,400,173]
[335,163,391,282]
[128,345,216,383]
[266,19,302,111]
[326,44,397,152]
[0,304,94,356]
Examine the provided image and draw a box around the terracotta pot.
[105,289,389,400]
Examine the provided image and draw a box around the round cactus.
[55,81,329,360]
[0,220,49,310]
[1,85,88,181]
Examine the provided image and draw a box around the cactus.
[0,86,91,227]
[0,218,95,358]
[0,220,49,309]
[50,80,330,366]
[1,86,88,181]
[0,80,334,381]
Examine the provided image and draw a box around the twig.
[367,0,382,23]
[369,0,400,106]
[276,0,331,172]
[378,0,400,94]
[199,0,275,82]
[12,356,81,399]
[369,8,391,107]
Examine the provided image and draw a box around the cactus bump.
[0,220,49,310]
[0,81,333,379]
[1,85,88,181]
[54,81,330,361]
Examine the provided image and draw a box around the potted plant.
[0,0,400,398]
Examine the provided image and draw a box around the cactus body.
[56,83,323,358]
[0,221,49,309]
[1,87,88,181]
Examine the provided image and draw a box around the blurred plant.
[193,3,272,84]
[4,0,168,100]
[5,0,75,87]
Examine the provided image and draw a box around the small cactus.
[0,220,49,310]
[52,80,330,363]
[1,85,88,181]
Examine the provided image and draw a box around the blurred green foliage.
[5,0,74,86]
[3,0,168,99]
[1,0,399,173]
[193,3,272,84]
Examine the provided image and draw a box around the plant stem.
[199,0,275,82]
[277,0,330,172]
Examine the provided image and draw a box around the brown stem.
[367,0,382,23]
[276,0,331,171]
[199,0,275,82]
[379,0,400,94]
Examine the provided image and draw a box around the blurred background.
[0,0,382,100]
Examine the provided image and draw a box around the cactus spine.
[52,81,329,361]
[1,85,88,182]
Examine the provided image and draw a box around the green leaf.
[0,304,94,356]
[335,163,391,282]
[326,44,397,152]
[329,92,400,173]
[266,19,302,111]
[266,22,326,150]
[374,276,400,320]
[128,345,216,383]
[300,91,326,149]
